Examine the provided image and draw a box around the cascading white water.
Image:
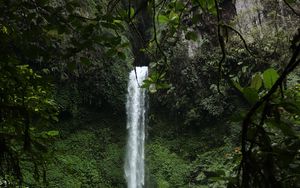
[124,67,148,188]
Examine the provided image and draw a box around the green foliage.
[232,66,300,186]
[0,61,58,184]
[150,44,232,125]
[158,15,170,24]
[243,87,259,104]
[55,58,130,115]
[190,138,240,188]
[147,142,190,187]
[185,31,198,41]
[21,110,127,187]
[25,131,103,187]
[142,70,170,93]
[0,0,131,183]
[262,68,279,89]
[143,0,300,187]
[45,131,59,137]
[0,0,299,187]
[146,111,242,187]
[250,73,262,90]
[195,0,217,15]
[98,143,125,187]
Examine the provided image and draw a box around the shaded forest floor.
[21,108,240,188]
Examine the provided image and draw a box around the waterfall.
[124,67,148,188]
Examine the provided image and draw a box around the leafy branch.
[240,30,300,187]
[214,0,226,95]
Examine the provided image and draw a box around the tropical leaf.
[263,68,279,89]
[250,73,262,90]
[243,87,259,104]
[158,15,169,24]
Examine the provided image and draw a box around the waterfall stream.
[124,67,148,188]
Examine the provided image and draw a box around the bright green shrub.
[146,142,190,187]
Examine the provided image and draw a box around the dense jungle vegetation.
[0,0,300,187]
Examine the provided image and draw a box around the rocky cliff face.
[234,0,299,39]
[235,0,264,33]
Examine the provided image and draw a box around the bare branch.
[283,0,300,17]
[214,0,225,95]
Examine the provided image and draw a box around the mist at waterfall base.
[124,67,148,188]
